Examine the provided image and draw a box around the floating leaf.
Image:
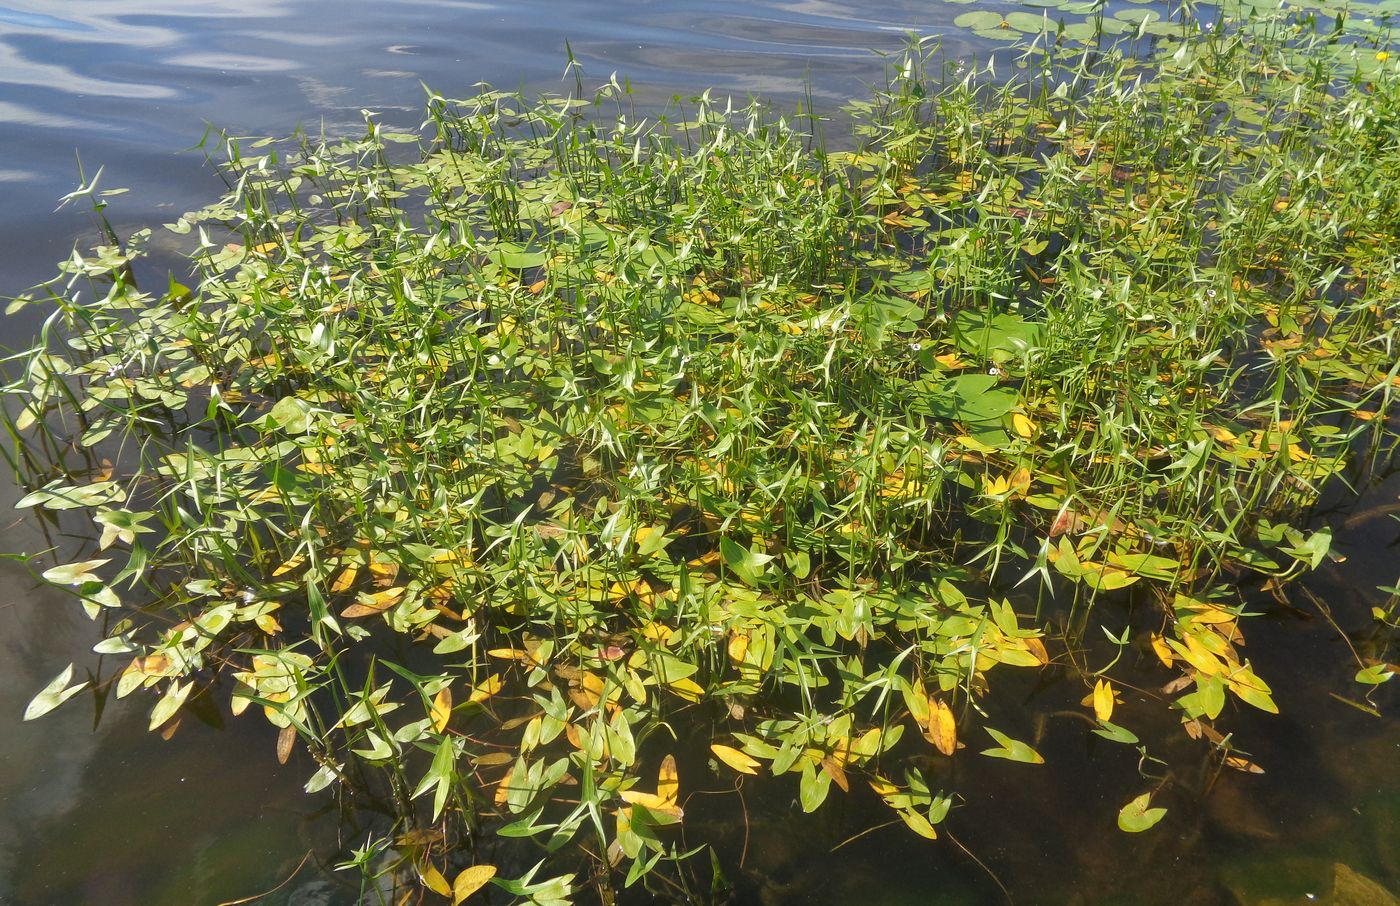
[23,664,89,720]
[1092,679,1116,722]
[711,744,760,775]
[340,586,405,618]
[431,686,453,733]
[467,674,504,705]
[1117,792,1167,832]
[926,698,958,756]
[620,754,683,818]
[1092,720,1139,745]
[981,727,1045,764]
[1150,633,1175,668]
[453,865,498,904]
[420,862,452,897]
[953,10,1005,29]
[1355,664,1396,685]
[900,808,938,840]
[42,559,110,586]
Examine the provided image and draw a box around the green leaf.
[1092,720,1140,745]
[915,373,1019,429]
[268,396,311,434]
[980,727,1045,764]
[24,664,89,720]
[489,243,549,269]
[148,680,192,730]
[1117,792,1167,832]
[953,11,1006,29]
[42,559,110,585]
[951,310,1042,361]
[1004,11,1050,32]
[720,537,773,586]
[1280,527,1332,569]
[17,481,126,510]
[1355,664,1395,685]
[798,761,832,813]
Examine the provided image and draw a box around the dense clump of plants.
[5,4,1399,902]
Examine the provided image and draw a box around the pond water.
[1,2,1397,904]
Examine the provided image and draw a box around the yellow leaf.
[419,861,451,897]
[431,686,453,733]
[657,754,679,807]
[452,865,497,904]
[1173,634,1226,676]
[926,698,958,757]
[582,671,606,705]
[1012,412,1037,439]
[271,554,306,577]
[1223,755,1265,774]
[369,559,399,587]
[468,674,503,705]
[900,808,938,840]
[330,563,359,594]
[640,621,674,646]
[339,586,406,618]
[820,756,850,792]
[494,767,513,807]
[618,789,684,817]
[727,631,750,664]
[666,677,705,702]
[1150,633,1175,668]
[1093,679,1115,722]
[711,744,760,775]
[1024,636,1050,665]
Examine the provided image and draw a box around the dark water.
[0,3,1397,904]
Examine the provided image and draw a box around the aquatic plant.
[5,3,1398,902]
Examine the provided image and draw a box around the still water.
[0,2,1395,904]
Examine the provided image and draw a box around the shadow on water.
[1,1,1398,904]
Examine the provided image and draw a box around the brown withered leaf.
[277,724,297,764]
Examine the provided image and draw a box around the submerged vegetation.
[5,1,1399,902]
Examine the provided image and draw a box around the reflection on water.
[0,1,1397,904]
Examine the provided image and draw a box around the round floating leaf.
[1114,8,1160,23]
[1118,792,1167,832]
[1060,21,1104,42]
[267,396,311,434]
[954,10,1007,30]
[1006,11,1051,32]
